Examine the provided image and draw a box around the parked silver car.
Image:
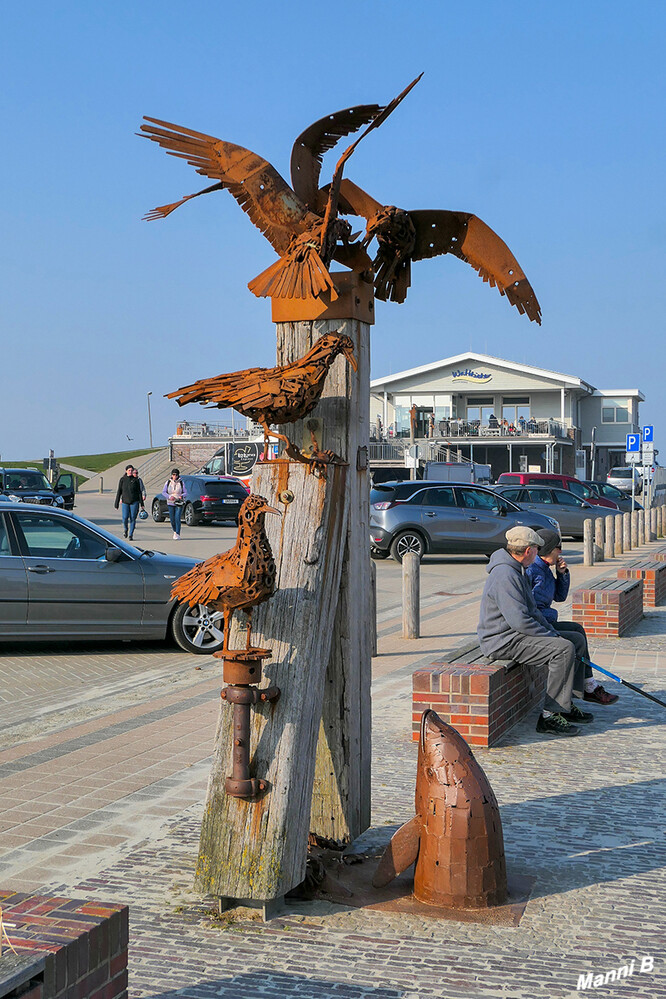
[493,485,617,540]
[370,481,560,562]
[0,502,224,654]
[607,466,642,495]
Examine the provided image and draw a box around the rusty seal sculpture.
[166,332,358,473]
[373,710,508,908]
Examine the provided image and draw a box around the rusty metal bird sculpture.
[328,177,541,322]
[166,332,357,469]
[138,76,421,302]
[171,493,280,655]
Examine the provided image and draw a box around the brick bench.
[646,545,666,563]
[412,642,547,748]
[0,892,128,999]
[618,558,666,608]
[572,576,643,637]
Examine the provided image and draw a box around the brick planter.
[618,559,666,608]
[646,545,666,563]
[413,655,547,748]
[571,577,643,637]
[0,893,128,999]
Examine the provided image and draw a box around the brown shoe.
[584,685,619,705]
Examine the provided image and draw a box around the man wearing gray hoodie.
[477,526,591,737]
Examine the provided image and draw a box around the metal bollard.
[402,551,420,639]
[631,509,639,547]
[614,513,623,556]
[99,476,104,494]
[370,559,378,657]
[604,516,615,559]
[594,517,605,562]
[583,518,594,566]
[623,511,631,551]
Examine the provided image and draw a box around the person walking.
[525,529,619,704]
[114,464,142,540]
[132,468,147,512]
[162,468,187,539]
[477,526,592,737]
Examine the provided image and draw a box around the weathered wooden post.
[604,516,614,560]
[631,509,639,548]
[638,510,646,546]
[650,506,658,541]
[273,274,373,845]
[614,513,623,556]
[623,511,631,551]
[402,551,420,639]
[661,504,666,538]
[594,517,605,562]
[99,477,104,494]
[583,519,594,566]
[370,559,378,658]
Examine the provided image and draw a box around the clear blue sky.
[2,1,665,458]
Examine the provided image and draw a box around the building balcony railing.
[372,418,574,443]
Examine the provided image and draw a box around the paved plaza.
[0,478,665,997]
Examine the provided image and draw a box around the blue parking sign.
[626,433,640,451]
[643,425,654,443]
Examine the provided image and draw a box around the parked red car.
[495,473,619,509]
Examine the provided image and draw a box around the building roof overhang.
[370,352,594,393]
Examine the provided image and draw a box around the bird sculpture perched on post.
[139,76,421,302]
[166,332,358,473]
[319,178,541,321]
[171,493,280,655]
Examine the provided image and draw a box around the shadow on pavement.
[143,972,405,999]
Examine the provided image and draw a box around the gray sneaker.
[536,713,580,737]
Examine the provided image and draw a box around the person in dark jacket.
[477,526,591,737]
[526,529,619,705]
[114,465,143,540]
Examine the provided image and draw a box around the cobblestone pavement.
[1,531,666,997]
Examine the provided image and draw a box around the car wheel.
[152,499,165,523]
[390,531,425,563]
[171,602,225,654]
[184,502,200,527]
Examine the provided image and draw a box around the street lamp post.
[147,392,153,448]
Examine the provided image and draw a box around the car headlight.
[7,494,21,503]
[547,516,560,529]
[55,495,65,506]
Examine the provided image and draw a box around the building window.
[601,398,630,423]
[466,396,495,424]
[502,396,530,424]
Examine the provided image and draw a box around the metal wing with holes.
[140,117,319,254]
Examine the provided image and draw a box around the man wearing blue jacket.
[526,529,619,705]
[477,526,592,737]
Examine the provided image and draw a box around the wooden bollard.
[583,518,594,566]
[661,504,666,538]
[631,509,639,548]
[638,510,645,546]
[594,517,605,562]
[650,507,658,541]
[604,516,615,559]
[623,511,631,551]
[99,476,104,494]
[614,514,623,556]
[402,551,420,639]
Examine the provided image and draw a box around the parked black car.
[151,474,249,527]
[0,467,76,510]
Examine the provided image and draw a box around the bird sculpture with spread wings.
[171,493,280,655]
[166,332,357,474]
[325,178,541,322]
[139,76,421,302]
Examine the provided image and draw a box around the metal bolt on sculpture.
[373,710,508,908]
[171,494,281,798]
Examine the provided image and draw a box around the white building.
[370,352,643,479]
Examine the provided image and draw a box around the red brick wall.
[0,893,128,999]
[571,578,643,637]
[618,560,666,608]
[413,659,547,748]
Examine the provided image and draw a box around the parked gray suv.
[370,481,561,562]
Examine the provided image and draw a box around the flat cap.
[505,526,544,548]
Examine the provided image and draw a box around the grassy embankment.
[6,449,162,485]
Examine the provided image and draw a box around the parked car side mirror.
[105,547,123,562]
